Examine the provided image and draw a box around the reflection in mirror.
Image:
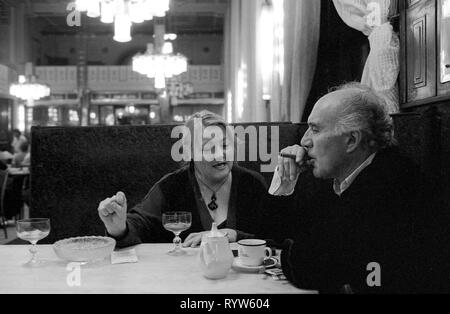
[441,0,450,83]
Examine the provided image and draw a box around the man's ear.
[346,130,363,153]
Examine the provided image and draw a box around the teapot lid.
[207,223,225,238]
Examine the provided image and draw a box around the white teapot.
[199,223,234,280]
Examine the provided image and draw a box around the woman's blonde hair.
[184,110,229,133]
[182,111,235,163]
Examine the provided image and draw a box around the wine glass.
[162,212,192,256]
[16,218,51,266]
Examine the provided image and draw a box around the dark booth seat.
[30,109,450,246]
[30,123,306,244]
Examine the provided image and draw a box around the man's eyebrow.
[308,122,320,128]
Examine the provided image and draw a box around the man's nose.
[301,129,312,148]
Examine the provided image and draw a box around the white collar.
[333,153,377,196]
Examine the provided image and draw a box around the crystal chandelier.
[132,22,188,89]
[75,0,171,42]
[9,64,51,102]
[132,43,188,89]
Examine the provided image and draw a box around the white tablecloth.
[0,244,315,294]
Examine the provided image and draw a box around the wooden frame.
[400,0,450,108]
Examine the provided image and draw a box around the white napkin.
[111,249,138,264]
[268,167,298,196]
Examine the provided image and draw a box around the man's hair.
[13,129,21,136]
[331,82,396,150]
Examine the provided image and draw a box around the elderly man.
[266,83,447,294]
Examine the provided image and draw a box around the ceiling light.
[132,21,188,89]
[75,0,171,43]
[9,63,51,103]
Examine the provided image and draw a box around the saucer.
[231,257,278,273]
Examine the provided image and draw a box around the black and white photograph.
[0,0,449,299]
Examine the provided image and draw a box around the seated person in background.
[11,129,27,154]
[266,83,448,294]
[2,163,26,220]
[12,141,29,167]
[98,111,267,248]
[22,144,31,167]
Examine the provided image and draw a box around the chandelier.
[132,43,188,89]
[132,21,188,89]
[10,64,51,102]
[75,0,171,42]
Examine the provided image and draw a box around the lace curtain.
[333,0,400,113]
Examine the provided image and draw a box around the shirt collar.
[333,153,377,196]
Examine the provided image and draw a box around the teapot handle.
[200,241,215,266]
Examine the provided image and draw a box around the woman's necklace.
[195,172,231,211]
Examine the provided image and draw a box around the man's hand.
[183,229,238,248]
[98,191,128,238]
[278,145,309,181]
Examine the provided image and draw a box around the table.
[0,244,315,294]
[7,167,30,176]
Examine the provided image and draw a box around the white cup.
[237,239,272,266]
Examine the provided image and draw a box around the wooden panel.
[400,1,407,103]
[412,17,426,87]
[399,102,450,222]
[405,0,436,102]
[437,0,450,96]
[407,0,424,8]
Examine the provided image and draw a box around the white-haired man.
[266,83,447,294]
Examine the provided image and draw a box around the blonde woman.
[98,111,267,248]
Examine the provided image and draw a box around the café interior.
[0,0,449,295]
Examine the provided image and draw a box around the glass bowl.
[53,236,116,262]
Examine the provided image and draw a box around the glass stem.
[29,242,38,263]
[173,233,182,251]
